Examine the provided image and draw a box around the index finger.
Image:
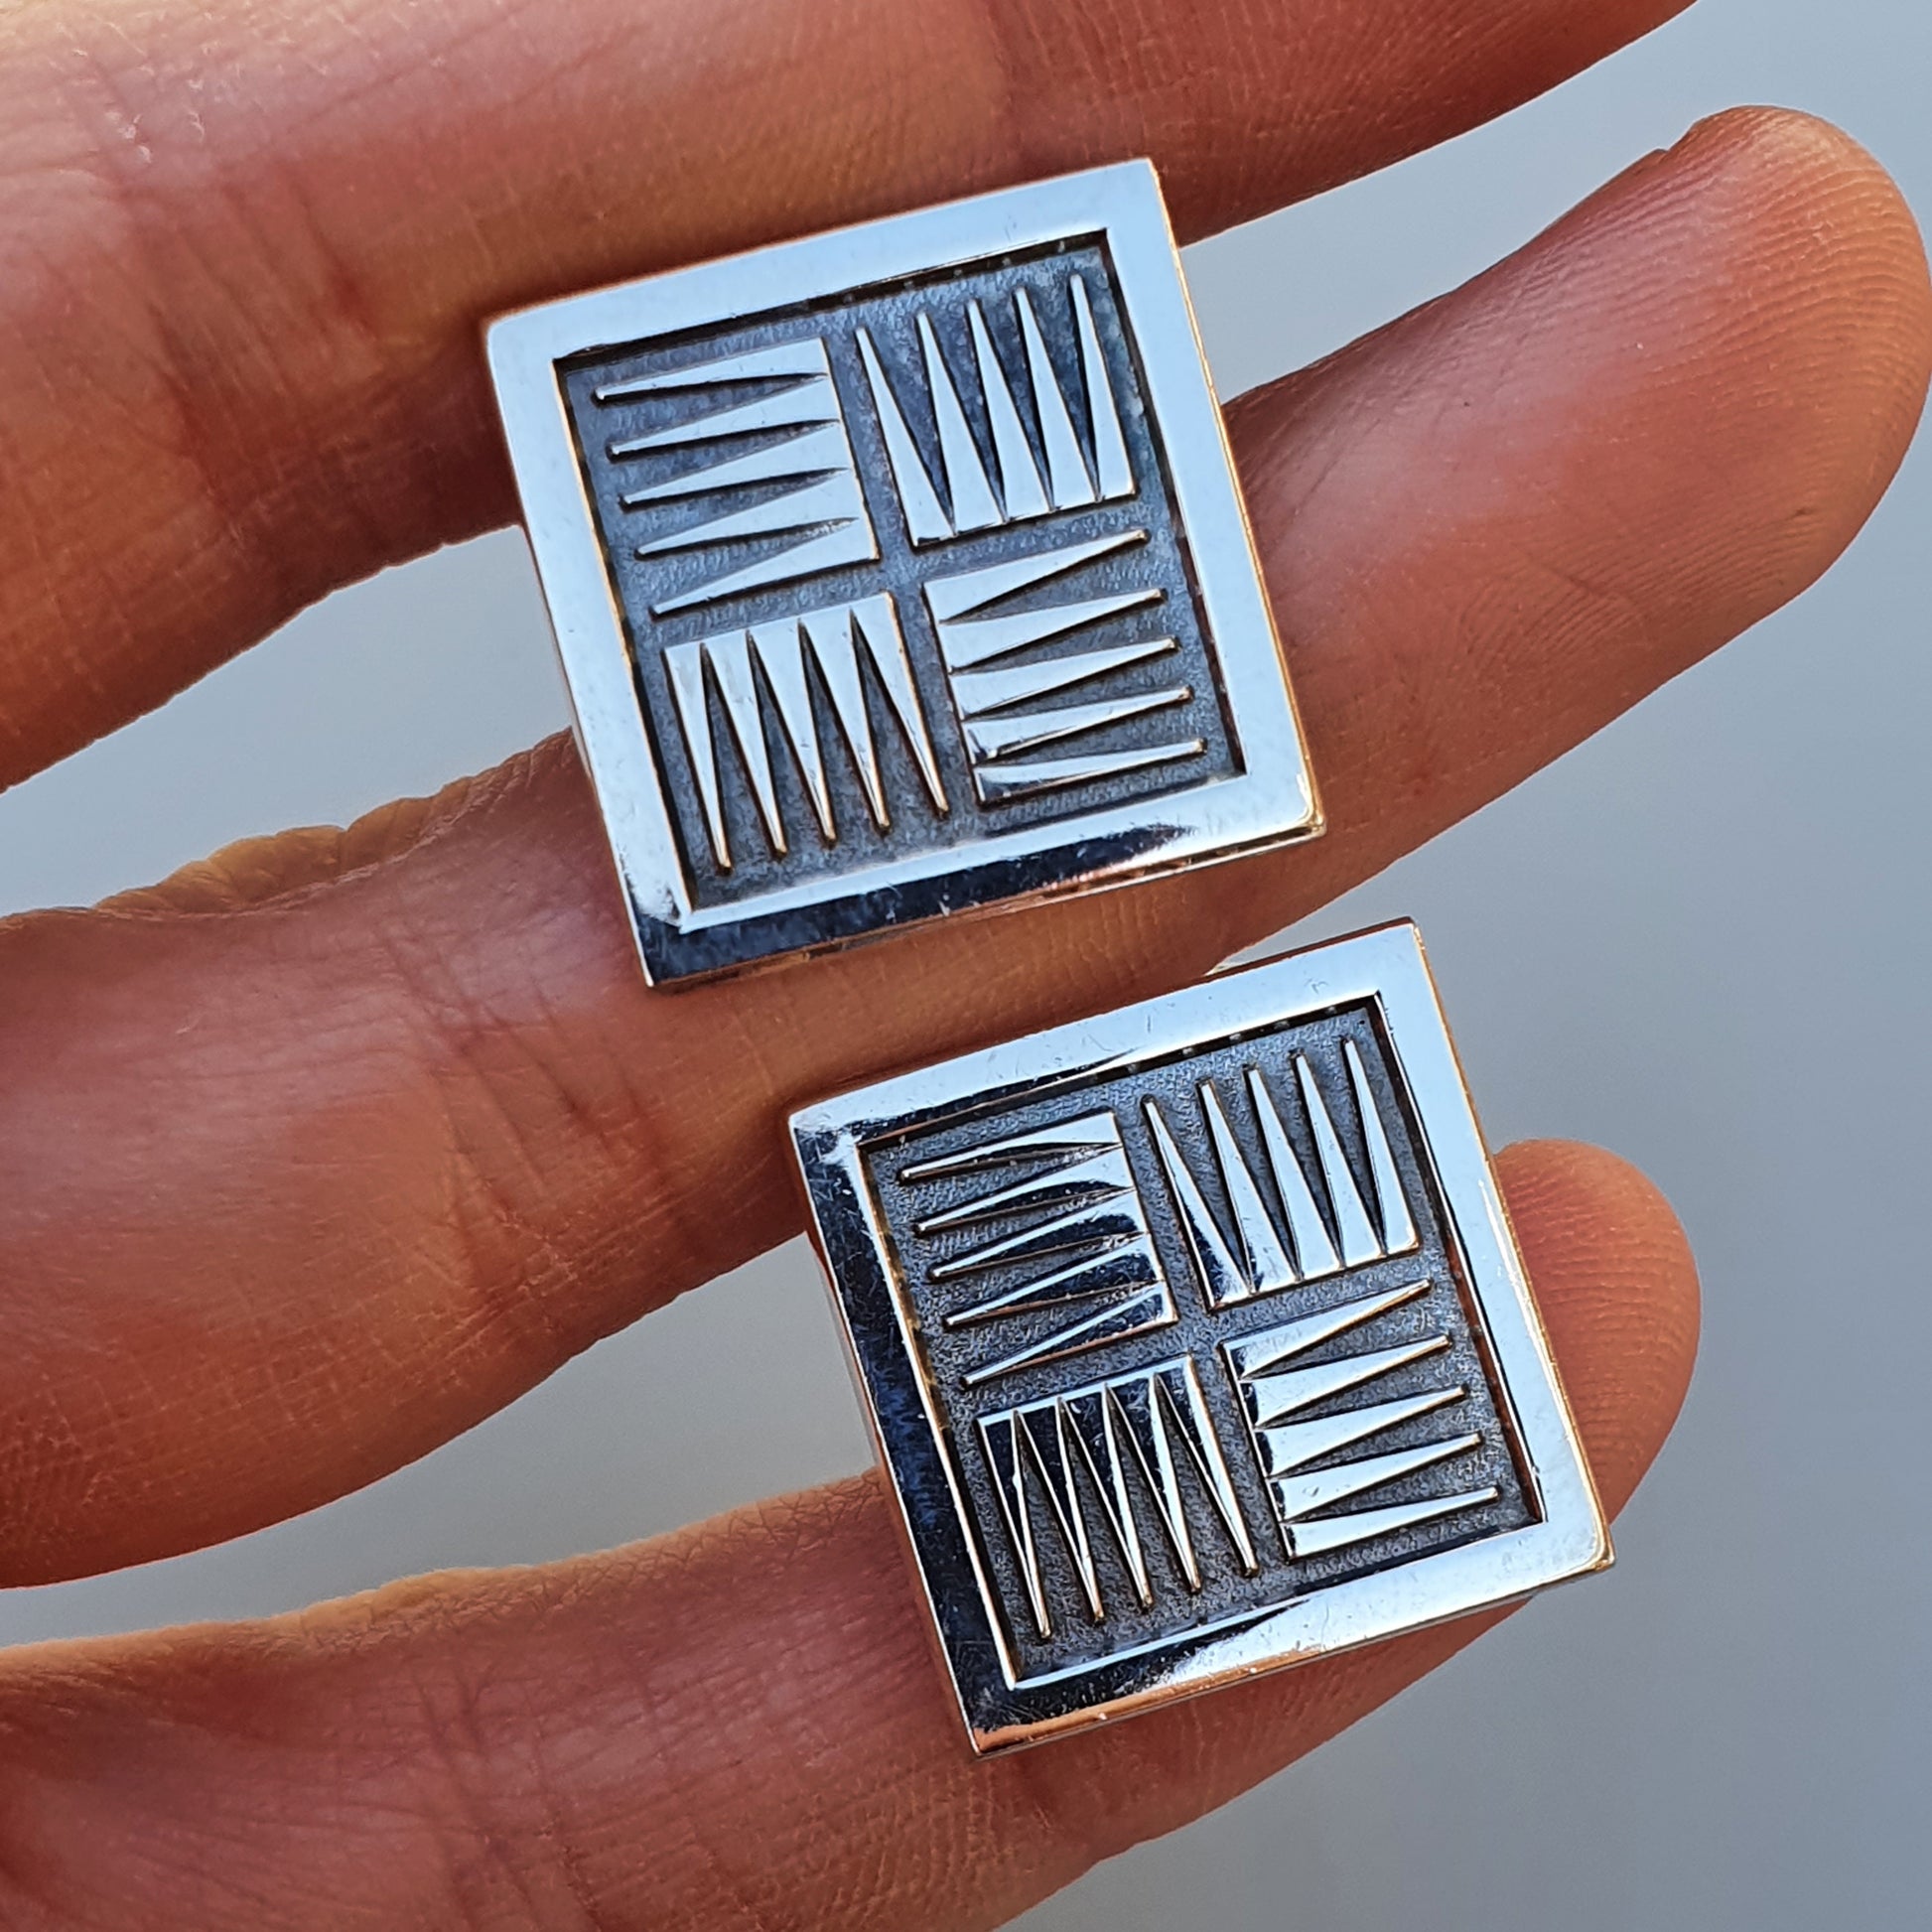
[0,0,1688,779]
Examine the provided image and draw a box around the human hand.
[1,0,1927,1924]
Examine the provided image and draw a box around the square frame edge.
[488,160,1319,988]
[789,921,1611,1752]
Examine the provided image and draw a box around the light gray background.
[2,2,1925,1926]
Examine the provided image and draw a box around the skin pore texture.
[0,0,1925,1925]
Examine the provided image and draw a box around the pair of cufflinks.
[486,163,1606,1752]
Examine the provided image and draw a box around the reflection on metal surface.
[790,923,1611,1751]
[489,161,1318,983]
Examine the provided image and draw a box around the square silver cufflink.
[790,924,1608,1751]
[488,162,1318,984]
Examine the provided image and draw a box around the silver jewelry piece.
[790,923,1608,1751]
[489,162,1319,984]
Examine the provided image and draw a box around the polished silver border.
[488,161,1318,984]
[790,922,1609,1751]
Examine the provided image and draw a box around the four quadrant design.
[872,1007,1534,1672]
[490,165,1317,982]
[557,248,1235,905]
[791,926,1608,1749]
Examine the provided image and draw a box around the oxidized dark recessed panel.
[860,1003,1535,1681]
[557,241,1238,911]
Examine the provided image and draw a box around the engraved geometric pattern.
[981,1356,1257,1638]
[897,1109,1175,1388]
[863,1004,1534,1680]
[924,531,1204,804]
[856,273,1134,545]
[596,338,879,615]
[663,594,948,871]
[1224,1282,1496,1559]
[556,240,1237,914]
[1146,1037,1420,1306]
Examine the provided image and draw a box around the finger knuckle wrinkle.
[34,28,402,618]
[395,1644,628,1932]
[369,922,581,1357]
